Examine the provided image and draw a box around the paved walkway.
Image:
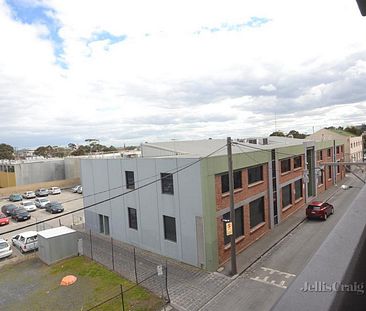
[78,176,355,311]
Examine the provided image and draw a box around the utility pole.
[227,137,237,276]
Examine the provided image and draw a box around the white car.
[72,185,81,193]
[23,191,36,199]
[20,200,37,212]
[48,187,61,195]
[0,239,12,259]
[12,231,38,253]
[77,186,83,194]
[34,197,50,209]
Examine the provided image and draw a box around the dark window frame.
[282,184,292,209]
[221,170,242,193]
[128,207,138,230]
[295,179,303,200]
[327,148,331,157]
[281,158,291,173]
[163,215,177,242]
[223,206,244,245]
[161,173,174,195]
[125,171,135,189]
[249,197,265,229]
[248,165,263,185]
[294,156,302,169]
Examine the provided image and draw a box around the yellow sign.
[226,222,233,236]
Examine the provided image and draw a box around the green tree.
[344,126,362,136]
[269,131,286,137]
[0,143,15,160]
[287,130,307,139]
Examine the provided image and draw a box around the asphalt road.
[0,189,84,264]
[200,173,366,311]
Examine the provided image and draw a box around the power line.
[0,144,227,236]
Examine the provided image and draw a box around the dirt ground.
[0,256,163,311]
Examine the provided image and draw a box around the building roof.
[142,137,311,158]
[38,226,76,239]
[326,128,355,137]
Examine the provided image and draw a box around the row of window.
[99,211,177,242]
[281,179,303,209]
[317,146,343,161]
[0,165,14,172]
[221,165,264,193]
[223,196,265,245]
[317,165,340,185]
[280,156,302,174]
[351,141,362,148]
[125,171,174,195]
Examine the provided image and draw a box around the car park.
[12,231,38,253]
[45,201,64,214]
[10,208,31,222]
[1,204,18,216]
[0,213,10,226]
[23,191,36,199]
[306,201,334,220]
[35,197,50,209]
[72,185,82,193]
[35,188,49,197]
[9,193,22,202]
[48,187,61,195]
[20,200,37,212]
[0,239,12,259]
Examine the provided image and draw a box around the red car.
[306,201,334,220]
[0,213,9,226]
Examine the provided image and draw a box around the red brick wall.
[215,164,270,264]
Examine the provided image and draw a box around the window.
[294,156,302,169]
[336,146,340,154]
[281,158,291,173]
[221,170,242,193]
[318,151,323,160]
[328,166,332,179]
[282,184,292,208]
[223,207,244,245]
[99,214,110,235]
[248,165,263,184]
[250,197,265,229]
[161,173,174,194]
[295,179,303,200]
[337,162,340,174]
[318,171,324,185]
[341,145,344,153]
[327,148,331,157]
[163,215,176,242]
[125,171,135,189]
[128,207,138,230]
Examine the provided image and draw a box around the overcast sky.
[1,0,366,148]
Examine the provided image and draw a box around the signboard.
[226,222,233,236]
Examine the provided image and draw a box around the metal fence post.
[111,237,115,271]
[59,219,62,227]
[133,248,138,284]
[165,260,170,303]
[120,284,125,311]
[89,229,93,260]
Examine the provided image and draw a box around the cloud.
[1,0,366,148]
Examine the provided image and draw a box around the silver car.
[20,200,37,212]
[35,198,50,209]
[0,239,12,259]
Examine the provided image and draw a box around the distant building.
[308,128,363,163]
[81,137,345,271]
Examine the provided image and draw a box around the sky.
[0,0,366,148]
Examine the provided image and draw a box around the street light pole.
[227,137,237,275]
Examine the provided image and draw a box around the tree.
[344,126,362,136]
[287,130,307,139]
[269,131,286,137]
[0,143,15,160]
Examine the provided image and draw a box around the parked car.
[1,204,18,216]
[48,186,61,195]
[77,186,83,194]
[0,213,10,226]
[35,188,49,197]
[306,201,334,220]
[9,193,22,202]
[10,208,31,222]
[0,239,12,259]
[35,197,50,209]
[45,201,64,214]
[23,191,36,199]
[20,200,37,212]
[72,185,82,193]
[12,231,38,253]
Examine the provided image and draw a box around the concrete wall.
[81,157,204,267]
[64,157,81,179]
[14,160,65,186]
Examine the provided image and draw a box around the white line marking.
[250,277,287,289]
